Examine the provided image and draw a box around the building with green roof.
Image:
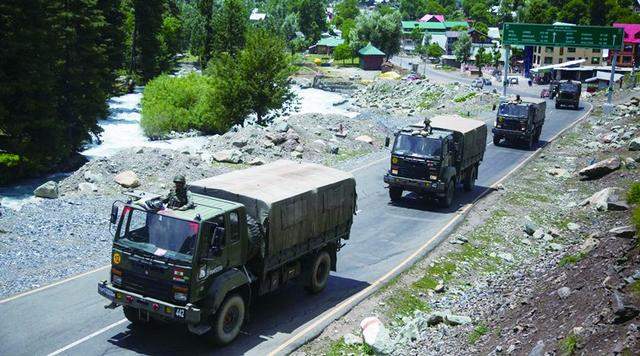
[358,43,385,70]
[310,36,345,55]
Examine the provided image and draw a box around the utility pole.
[607,49,618,105]
[502,45,510,99]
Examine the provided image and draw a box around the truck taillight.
[173,286,188,302]
[111,268,122,285]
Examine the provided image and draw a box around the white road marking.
[47,318,127,356]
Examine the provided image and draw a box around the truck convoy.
[98,160,357,345]
[492,97,546,149]
[384,115,487,208]
[555,80,581,109]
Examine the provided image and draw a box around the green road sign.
[502,23,623,49]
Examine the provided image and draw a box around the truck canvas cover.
[189,160,357,256]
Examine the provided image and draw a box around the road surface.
[0,99,592,356]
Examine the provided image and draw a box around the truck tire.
[492,135,501,146]
[555,102,560,109]
[207,293,245,345]
[438,180,454,208]
[534,127,541,143]
[305,251,331,294]
[389,187,402,202]
[463,166,476,192]
[123,306,141,324]
[246,215,264,260]
[574,103,579,110]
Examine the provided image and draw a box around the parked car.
[508,77,519,84]
[482,78,492,86]
[471,78,484,89]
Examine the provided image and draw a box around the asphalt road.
[0,87,591,356]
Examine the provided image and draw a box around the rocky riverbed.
[297,93,640,355]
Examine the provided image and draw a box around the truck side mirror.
[110,205,119,225]
[384,137,391,147]
[492,104,496,111]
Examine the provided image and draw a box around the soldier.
[163,175,194,210]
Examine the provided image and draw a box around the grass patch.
[327,337,374,356]
[419,91,443,109]
[504,190,551,205]
[560,333,580,356]
[387,290,431,318]
[629,280,640,297]
[440,65,457,71]
[468,324,490,344]
[558,252,587,267]
[453,92,476,103]
[627,182,640,204]
[633,207,640,234]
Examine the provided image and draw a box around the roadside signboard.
[502,23,623,49]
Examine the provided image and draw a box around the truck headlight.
[391,169,398,175]
[112,275,122,285]
[429,175,437,180]
[174,292,187,302]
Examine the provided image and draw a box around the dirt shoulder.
[296,94,640,355]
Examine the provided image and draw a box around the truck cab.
[492,97,546,149]
[555,80,581,109]
[384,116,487,208]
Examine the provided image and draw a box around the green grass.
[453,92,477,103]
[504,190,551,205]
[560,333,580,356]
[419,91,443,109]
[440,65,457,71]
[387,291,431,318]
[558,252,587,267]
[468,324,490,344]
[627,182,640,204]
[326,337,374,356]
[629,280,640,297]
[633,207,640,236]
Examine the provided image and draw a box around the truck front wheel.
[389,187,402,202]
[305,251,331,294]
[463,166,476,192]
[493,135,501,146]
[208,294,245,345]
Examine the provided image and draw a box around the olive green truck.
[98,160,356,345]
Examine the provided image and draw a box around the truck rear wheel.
[305,251,331,294]
[463,166,476,192]
[492,135,501,146]
[534,127,541,143]
[123,306,141,324]
[438,180,454,208]
[389,187,402,202]
[208,293,245,346]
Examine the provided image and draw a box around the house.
[585,71,624,90]
[487,27,500,42]
[359,43,385,70]
[401,15,469,50]
[606,23,640,67]
[310,36,345,55]
[419,14,445,23]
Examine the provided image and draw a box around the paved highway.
[1,87,591,355]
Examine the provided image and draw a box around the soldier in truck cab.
[163,174,194,210]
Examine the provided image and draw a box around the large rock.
[114,170,140,188]
[34,181,59,199]
[78,182,98,193]
[578,157,621,180]
[355,135,374,144]
[629,137,640,151]
[213,149,242,164]
[612,292,640,324]
[609,226,637,238]
[360,317,394,354]
[272,119,290,133]
[580,187,626,211]
[83,170,104,183]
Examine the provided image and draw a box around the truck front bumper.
[492,128,528,139]
[384,174,444,195]
[98,281,201,324]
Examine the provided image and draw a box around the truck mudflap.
[384,174,444,194]
[492,127,528,139]
[98,281,201,324]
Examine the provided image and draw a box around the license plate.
[98,284,115,299]
[174,308,185,319]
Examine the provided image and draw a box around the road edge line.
[269,102,594,355]
[46,318,127,356]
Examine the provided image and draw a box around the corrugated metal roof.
[316,36,344,47]
[359,43,385,56]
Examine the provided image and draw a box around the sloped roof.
[488,27,500,39]
[444,21,469,29]
[316,36,344,47]
[585,71,624,83]
[359,43,385,56]
[614,23,640,44]
[402,21,446,31]
[419,14,445,22]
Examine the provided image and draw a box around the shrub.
[140,73,232,138]
[633,207,640,232]
[627,182,640,204]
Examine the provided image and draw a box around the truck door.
[225,210,242,267]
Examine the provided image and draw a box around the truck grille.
[501,120,523,131]
[122,270,173,302]
[397,159,429,180]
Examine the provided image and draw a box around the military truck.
[555,80,581,109]
[383,115,487,208]
[492,97,546,149]
[98,160,356,345]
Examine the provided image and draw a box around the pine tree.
[97,0,126,93]
[211,0,249,58]
[133,0,165,81]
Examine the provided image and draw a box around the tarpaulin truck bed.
[429,115,487,170]
[189,160,357,268]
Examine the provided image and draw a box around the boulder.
[83,170,104,183]
[580,187,625,211]
[265,132,286,145]
[114,171,140,188]
[291,151,303,159]
[360,317,394,354]
[567,222,580,231]
[34,181,59,199]
[231,138,248,148]
[547,168,570,178]
[557,286,571,299]
[248,158,265,166]
[609,226,636,239]
[78,182,98,193]
[444,313,472,326]
[273,119,290,133]
[343,332,363,346]
[578,157,621,180]
[355,135,374,145]
[528,340,545,356]
[624,157,638,169]
[523,220,538,236]
[213,149,242,164]
[629,137,640,151]
[612,292,640,324]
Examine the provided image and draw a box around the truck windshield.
[498,104,528,118]
[559,83,580,93]
[393,134,442,158]
[116,207,198,261]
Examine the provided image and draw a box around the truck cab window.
[229,211,240,243]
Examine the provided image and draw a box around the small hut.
[358,43,385,70]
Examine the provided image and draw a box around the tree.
[334,0,360,26]
[474,47,492,76]
[195,0,215,66]
[239,29,293,123]
[453,32,472,67]
[349,10,402,59]
[473,22,489,39]
[492,45,501,67]
[334,43,355,63]
[97,0,126,93]
[521,0,557,24]
[559,0,590,25]
[133,0,165,81]
[340,18,356,42]
[399,0,426,20]
[424,0,446,16]
[211,0,248,57]
[297,0,327,43]
[410,27,424,46]
[469,3,495,26]
[427,43,444,58]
